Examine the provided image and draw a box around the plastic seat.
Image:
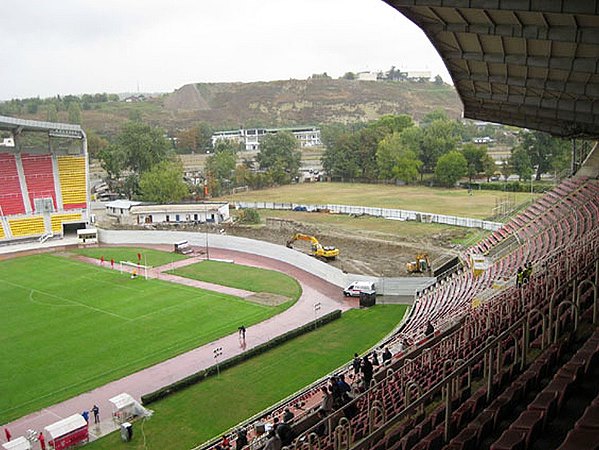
[511,409,544,449]
[490,428,527,450]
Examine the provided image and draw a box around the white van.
[343,281,376,297]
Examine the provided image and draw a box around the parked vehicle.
[343,281,376,297]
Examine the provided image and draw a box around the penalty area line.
[0,278,132,322]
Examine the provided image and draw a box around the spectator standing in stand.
[320,386,333,413]
[282,408,294,423]
[516,267,524,288]
[352,353,361,377]
[382,347,392,364]
[361,355,373,389]
[371,351,380,366]
[425,321,434,337]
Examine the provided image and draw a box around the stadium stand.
[51,213,83,234]
[0,152,26,215]
[21,152,57,211]
[9,216,46,238]
[57,155,87,210]
[0,116,88,242]
[198,175,598,450]
[0,221,5,240]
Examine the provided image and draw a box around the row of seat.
[0,152,87,221]
[57,155,87,209]
[21,153,57,211]
[209,178,599,450]
[491,330,599,450]
[0,152,26,215]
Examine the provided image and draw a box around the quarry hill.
[163,79,462,129]
[14,79,462,135]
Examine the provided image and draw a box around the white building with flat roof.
[128,202,230,226]
[212,127,321,151]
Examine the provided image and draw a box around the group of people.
[516,262,534,288]
[216,406,296,450]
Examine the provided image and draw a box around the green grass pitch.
[0,253,297,423]
[87,305,408,450]
[72,246,189,267]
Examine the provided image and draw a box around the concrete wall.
[97,229,435,296]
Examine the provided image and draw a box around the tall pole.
[206,228,210,260]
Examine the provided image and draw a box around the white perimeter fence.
[234,202,503,231]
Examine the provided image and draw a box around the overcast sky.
[0,0,451,101]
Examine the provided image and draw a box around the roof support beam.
[444,51,599,72]
[453,72,599,97]
[426,23,599,45]
[385,1,599,16]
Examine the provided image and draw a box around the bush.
[460,181,552,193]
[141,310,342,405]
[238,208,260,224]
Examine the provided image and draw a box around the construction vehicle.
[406,253,431,274]
[286,233,339,260]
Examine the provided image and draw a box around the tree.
[435,151,467,187]
[205,145,237,196]
[46,104,58,122]
[368,114,414,136]
[520,130,571,180]
[376,132,421,183]
[461,143,488,181]
[86,130,109,158]
[341,72,356,80]
[510,146,533,181]
[420,109,449,128]
[117,121,171,174]
[177,122,214,154]
[434,75,444,85]
[500,158,512,181]
[98,144,127,180]
[321,133,361,180]
[419,118,461,176]
[67,102,81,124]
[256,132,301,184]
[482,155,497,182]
[139,160,188,203]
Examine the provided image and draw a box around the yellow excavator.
[406,253,431,274]
[286,233,339,260]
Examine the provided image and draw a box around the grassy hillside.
[17,79,462,136]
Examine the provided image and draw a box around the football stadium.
[1,2,599,450]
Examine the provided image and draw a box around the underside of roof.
[385,1,599,138]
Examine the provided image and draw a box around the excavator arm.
[286,233,339,260]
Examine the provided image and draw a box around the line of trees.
[321,111,571,187]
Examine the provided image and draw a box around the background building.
[212,126,321,151]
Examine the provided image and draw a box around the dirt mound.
[164,84,210,111]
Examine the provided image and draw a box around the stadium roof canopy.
[385,1,599,138]
[0,114,84,139]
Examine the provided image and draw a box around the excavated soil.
[94,208,469,277]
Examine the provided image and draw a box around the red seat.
[511,409,544,449]
[576,405,599,430]
[557,428,599,450]
[490,428,527,450]
[527,391,558,429]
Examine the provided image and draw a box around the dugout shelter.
[44,414,88,450]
